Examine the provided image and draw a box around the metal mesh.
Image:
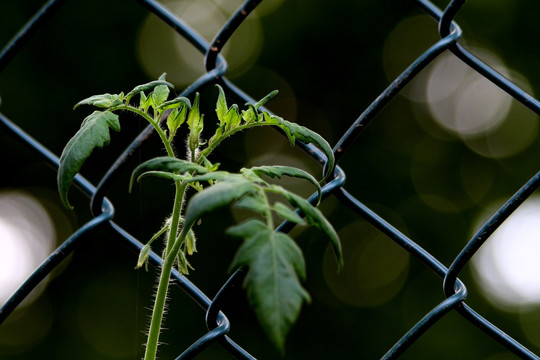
[1,0,539,359]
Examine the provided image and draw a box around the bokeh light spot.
[382,15,440,102]
[0,190,56,308]
[472,196,540,310]
[426,50,512,137]
[137,0,263,87]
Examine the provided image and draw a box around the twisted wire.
[1,0,539,359]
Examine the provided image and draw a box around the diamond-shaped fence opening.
[1,0,540,359]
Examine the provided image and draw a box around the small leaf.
[275,117,335,182]
[74,93,123,110]
[177,250,193,275]
[183,178,258,230]
[187,93,204,155]
[201,155,220,171]
[281,190,343,268]
[241,106,257,124]
[229,221,310,352]
[139,91,147,109]
[135,242,152,270]
[125,74,174,100]
[151,85,170,107]
[251,89,279,110]
[166,108,179,140]
[215,85,228,122]
[224,104,240,132]
[273,202,305,224]
[186,229,197,255]
[168,104,188,141]
[235,194,268,214]
[58,110,120,209]
[249,165,322,204]
[158,97,191,111]
[186,93,200,130]
[129,157,208,192]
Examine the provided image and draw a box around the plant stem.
[143,251,176,360]
[125,104,189,360]
[198,122,273,162]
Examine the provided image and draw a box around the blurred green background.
[1,0,540,359]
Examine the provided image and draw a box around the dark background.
[1,0,540,359]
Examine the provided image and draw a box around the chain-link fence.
[1,0,540,359]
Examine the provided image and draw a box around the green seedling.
[58,74,342,359]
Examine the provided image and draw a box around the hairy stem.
[143,252,176,360]
[126,104,189,360]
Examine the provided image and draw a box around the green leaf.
[183,178,258,230]
[151,85,170,107]
[186,229,197,255]
[74,93,123,110]
[235,194,268,214]
[139,91,148,109]
[281,190,343,268]
[125,75,174,101]
[166,108,179,140]
[224,104,240,132]
[58,110,120,208]
[187,93,204,155]
[129,157,208,192]
[136,242,152,270]
[275,117,335,182]
[273,202,305,224]
[228,220,310,351]
[249,165,322,204]
[158,96,191,111]
[215,84,228,122]
[167,104,188,141]
[241,105,258,124]
[252,89,279,110]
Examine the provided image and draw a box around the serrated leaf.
[151,85,170,107]
[235,194,268,214]
[281,190,342,268]
[224,104,240,132]
[58,110,120,208]
[215,84,228,122]
[229,220,310,352]
[273,202,305,224]
[241,105,258,124]
[275,117,335,182]
[166,108,179,139]
[183,178,258,230]
[74,93,123,110]
[250,165,322,204]
[167,104,188,142]
[129,157,208,192]
[125,75,174,100]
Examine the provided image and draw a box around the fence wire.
[1,0,540,359]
